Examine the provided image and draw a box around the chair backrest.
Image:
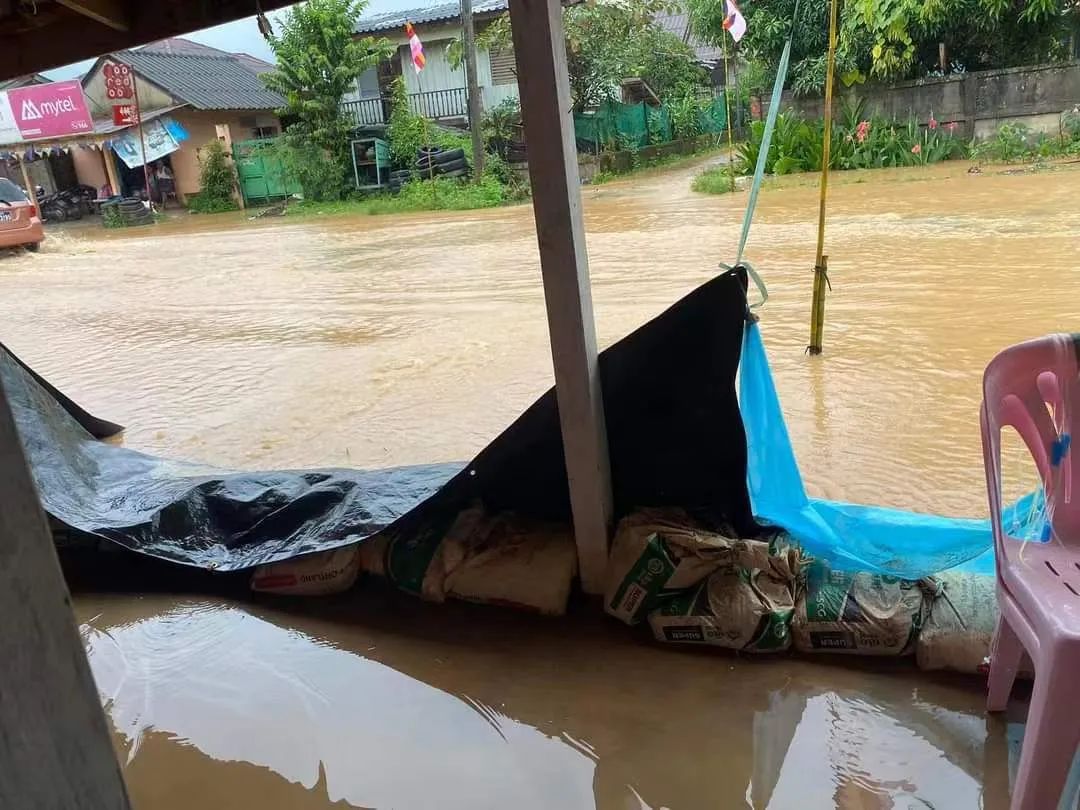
[981,334,1080,552]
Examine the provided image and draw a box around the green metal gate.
[232,138,302,205]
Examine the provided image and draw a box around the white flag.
[723,0,747,43]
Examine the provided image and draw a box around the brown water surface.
[5,159,1079,807]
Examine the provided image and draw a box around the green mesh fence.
[574,97,726,152]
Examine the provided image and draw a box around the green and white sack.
[604,509,792,626]
[648,564,798,653]
[792,560,933,656]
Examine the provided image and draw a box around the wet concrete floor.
[5,157,1080,807]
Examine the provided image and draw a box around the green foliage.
[288,170,512,217]
[262,0,390,198]
[189,140,239,213]
[461,2,708,113]
[248,137,341,201]
[482,97,522,145]
[691,166,739,194]
[687,0,1076,91]
[385,79,471,168]
[726,101,966,180]
[969,118,1080,163]
[386,79,429,168]
[101,205,124,228]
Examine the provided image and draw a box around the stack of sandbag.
[368,507,578,616]
[250,545,362,596]
[604,509,807,653]
[791,559,937,656]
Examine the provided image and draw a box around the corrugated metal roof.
[354,0,508,34]
[653,8,723,65]
[0,73,49,91]
[114,49,284,111]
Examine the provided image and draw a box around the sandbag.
[441,514,577,616]
[381,506,578,615]
[647,543,803,652]
[917,572,1008,675]
[605,509,758,625]
[250,545,360,596]
[792,560,933,656]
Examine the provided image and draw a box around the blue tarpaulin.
[739,321,1040,578]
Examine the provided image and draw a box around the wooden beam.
[0,0,296,79]
[56,0,130,31]
[0,377,131,808]
[102,144,121,198]
[507,0,613,594]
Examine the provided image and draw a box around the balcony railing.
[343,88,471,128]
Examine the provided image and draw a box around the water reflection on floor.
[78,590,1010,810]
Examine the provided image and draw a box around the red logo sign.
[6,80,93,140]
[112,104,139,126]
[104,63,134,101]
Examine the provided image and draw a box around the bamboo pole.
[808,0,840,355]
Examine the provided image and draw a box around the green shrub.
[386,78,471,169]
[734,103,966,177]
[189,140,239,213]
[691,166,738,194]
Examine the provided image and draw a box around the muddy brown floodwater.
[4,158,1080,808]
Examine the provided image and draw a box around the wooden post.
[460,0,485,181]
[18,157,38,208]
[0,378,132,809]
[102,144,121,197]
[507,0,613,594]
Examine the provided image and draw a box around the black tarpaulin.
[3,270,755,572]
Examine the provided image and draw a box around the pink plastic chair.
[981,333,1080,810]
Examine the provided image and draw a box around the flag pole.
[720,29,736,193]
[808,0,839,355]
[128,60,153,206]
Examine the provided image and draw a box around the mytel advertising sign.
[1,80,94,141]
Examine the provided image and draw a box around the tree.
[262,0,391,198]
[450,0,709,112]
[688,0,1078,94]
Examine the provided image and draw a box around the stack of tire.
[101,197,154,228]
[387,169,413,194]
[415,146,469,179]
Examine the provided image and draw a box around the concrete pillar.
[507,0,613,594]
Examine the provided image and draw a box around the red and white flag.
[405,22,426,73]
[723,0,747,43]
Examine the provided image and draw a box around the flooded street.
[6,158,1080,807]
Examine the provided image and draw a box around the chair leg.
[988,616,1024,712]
[1011,664,1080,810]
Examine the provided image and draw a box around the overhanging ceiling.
[0,0,297,80]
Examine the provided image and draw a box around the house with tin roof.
[346,0,516,126]
[77,38,284,202]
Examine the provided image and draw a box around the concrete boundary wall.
[765,61,1080,139]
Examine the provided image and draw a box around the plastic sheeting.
[6,270,757,572]
[739,322,1039,578]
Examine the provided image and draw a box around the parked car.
[0,178,44,252]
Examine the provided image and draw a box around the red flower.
[945,121,957,133]
[855,120,870,144]
[928,115,938,130]
[911,143,922,155]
